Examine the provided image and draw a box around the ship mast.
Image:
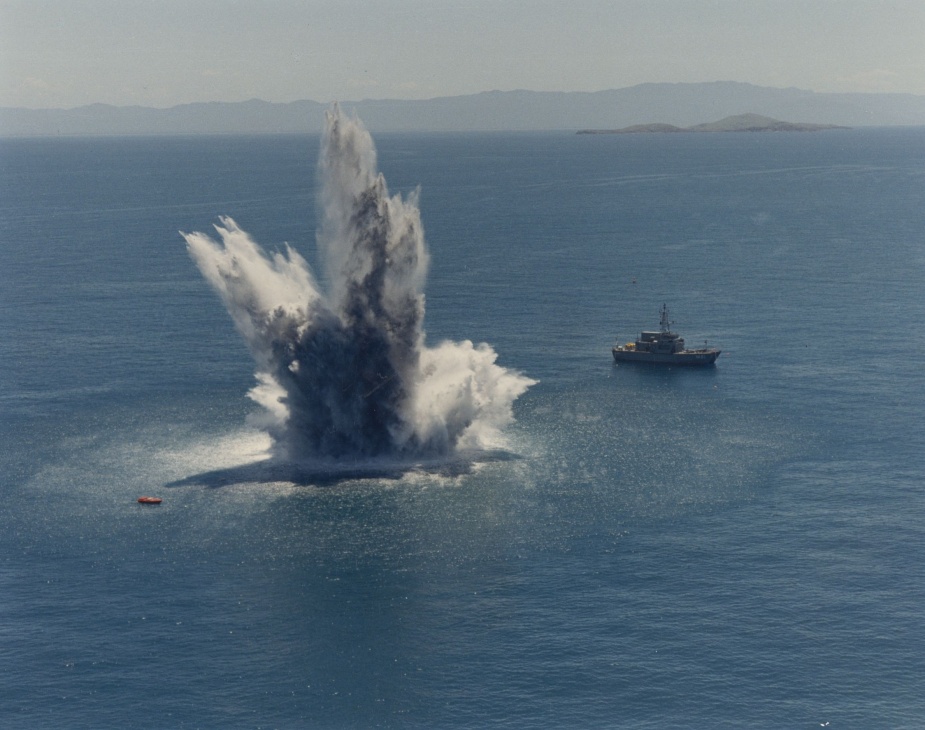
[659,303,672,333]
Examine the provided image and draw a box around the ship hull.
[612,348,720,366]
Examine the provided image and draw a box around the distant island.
[577,113,848,134]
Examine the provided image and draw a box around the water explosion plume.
[183,106,535,461]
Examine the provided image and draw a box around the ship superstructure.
[612,304,720,365]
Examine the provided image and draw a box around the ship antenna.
[660,303,671,333]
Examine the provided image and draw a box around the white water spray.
[183,106,535,461]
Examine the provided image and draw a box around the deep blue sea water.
[1,127,924,728]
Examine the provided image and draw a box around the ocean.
[1,122,924,728]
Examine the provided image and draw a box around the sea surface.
[1,126,924,728]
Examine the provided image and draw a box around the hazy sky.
[2,0,923,109]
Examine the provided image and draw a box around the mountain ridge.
[2,82,924,137]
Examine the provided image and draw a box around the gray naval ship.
[612,304,720,365]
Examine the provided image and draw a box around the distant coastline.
[3,83,919,137]
[577,113,848,134]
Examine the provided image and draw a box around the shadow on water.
[164,449,521,489]
[611,359,720,372]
